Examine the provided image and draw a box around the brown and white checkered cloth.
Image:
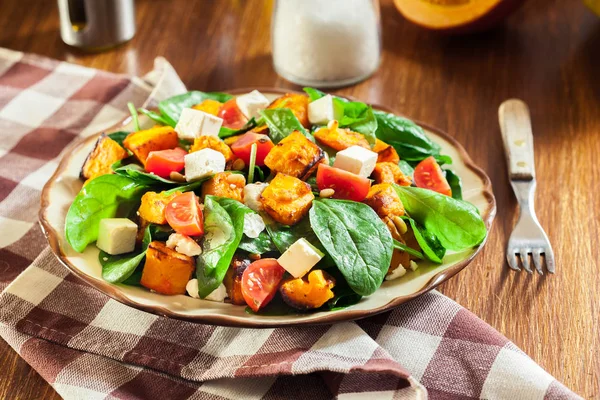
[0,48,580,400]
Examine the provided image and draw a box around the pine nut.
[169,171,186,182]
[232,158,245,171]
[319,188,335,198]
[393,216,408,235]
[226,173,246,186]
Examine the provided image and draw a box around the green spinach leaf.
[196,196,251,298]
[398,160,415,179]
[238,230,277,255]
[392,239,425,260]
[159,91,233,127]
[107,131,129,147]
[113,163,179,185]
[309,199,393,296]
[444,169,463,200]
[65,174,148,253]
[260,108,310,143]
[393,185,486,251]
[138,108,171,126]
[303,87,327,101]
[405,218,445,263]
[374,111,442,163]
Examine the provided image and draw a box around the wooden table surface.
[1,0,598,398]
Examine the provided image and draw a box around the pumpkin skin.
[393,0,527,35]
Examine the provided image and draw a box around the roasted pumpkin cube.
[192,99,222,116]
[80,134,128,180]
[190,136,235,166]
[267,93,310,128]
[263,131,325,180]
[372,162,412,186]
[123,126,178,166]
[372,139,400,164]
[140,241,195,295]
[138,191,180,225]
[313,121,370,151]
[364,183,405,219]
[280,270,335,310]
[201,172,245,202]
[223,255,250,305]
[260,173,314,225]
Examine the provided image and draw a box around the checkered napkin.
[0,47,580,400]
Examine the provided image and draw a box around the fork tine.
[507,252,521,271]
[519,249,533,273]
[544,247,556,274]
[531,249,543,275]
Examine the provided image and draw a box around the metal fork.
[498,99,555,274]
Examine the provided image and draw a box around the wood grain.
[0,0,598,398]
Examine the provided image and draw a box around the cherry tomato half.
[145,148,187,178]
[230,132,274,167]
[241,258,286,312]
[316,164,371,202]
[218,98,248,130]
[165,192,204,237]
[414,156,452,196]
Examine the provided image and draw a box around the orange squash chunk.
[138,191,180,225]
[364,183,405,219]
[81,134,128,180]
[372,162,412,186]
[201,172,245,202]
[372,139,400,164]
[260,173,314,226]
[192,99,223,116]
[313,121,370,151]
[190,135,235,166]
[123,126,178,166]
[223,256,250,305]
[264,131,325,180]
[280,270,335,310]
[140,241,195,295]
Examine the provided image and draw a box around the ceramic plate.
[40,88,496,327]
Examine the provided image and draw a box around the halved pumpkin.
[393,0,526,34]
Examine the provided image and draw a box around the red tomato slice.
[230,132,274,166]
[165,192,204,236]
[414,156,452,196]
[241,258,286,312]
[145,148,187,178]
[218,98,248,130]
[316,164,371,202]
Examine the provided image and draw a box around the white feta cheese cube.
[277,238,323,278]
[243,213,266,239]
[96,218,137,255]
[175,108,223,141]
[243,182,269,211]
[333,145,378,178]
[385,264,407,281]
[308,94,344,125]
[236,90,270,119]
[184,148,226,182]
[166,233,202,257]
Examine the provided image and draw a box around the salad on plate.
[65,88,487,315]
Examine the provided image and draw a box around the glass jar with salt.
[271,0,381,88]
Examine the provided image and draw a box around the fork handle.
[498,99,535,180]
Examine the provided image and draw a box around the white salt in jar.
[271,0,381,88]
